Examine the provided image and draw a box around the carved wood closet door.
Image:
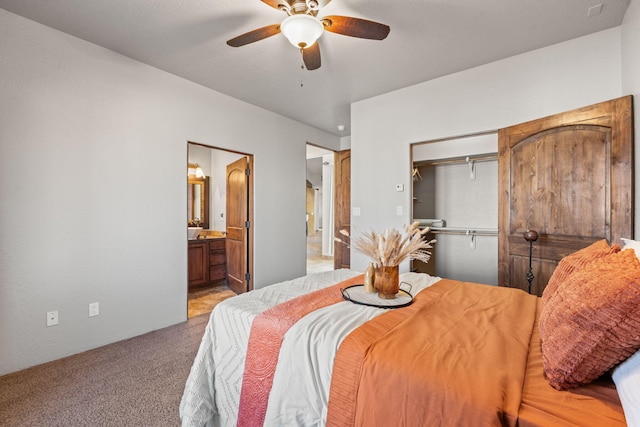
[498,96,633,295]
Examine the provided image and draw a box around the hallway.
[306,230,334,274]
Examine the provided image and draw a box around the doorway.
[306,144,335,274]
[187,142,254,318]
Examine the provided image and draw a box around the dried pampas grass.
[336,222,436,267]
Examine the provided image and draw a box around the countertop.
[188,236,225,241]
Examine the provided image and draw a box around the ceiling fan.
[226,0,390,71]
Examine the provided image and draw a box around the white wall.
[622,0,640,236]
[0,9,340,375]
[350,27,625,273]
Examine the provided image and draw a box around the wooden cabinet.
[188,238,226,290]
[188,241,208,288]
[208,239,226,283]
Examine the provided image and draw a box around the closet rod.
[428,227,498,236]
[414,153,498,167]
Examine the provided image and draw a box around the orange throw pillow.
[542,239,620,304]
[540,249,640,390]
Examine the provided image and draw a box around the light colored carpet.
[0,314,211,426]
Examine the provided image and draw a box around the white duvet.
[179,269,440,427]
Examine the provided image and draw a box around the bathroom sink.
[187,227,203,240]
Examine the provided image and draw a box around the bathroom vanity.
[188,237,226,290]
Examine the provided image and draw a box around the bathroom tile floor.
[187,285,236,318]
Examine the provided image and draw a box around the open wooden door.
[226,156,251,294]
[498,96,633,295]
[334,150,351,269]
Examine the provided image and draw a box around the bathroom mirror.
[188,176,209,229]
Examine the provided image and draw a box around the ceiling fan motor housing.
[279,0,320,15]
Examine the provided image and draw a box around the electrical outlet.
[46,310,58,327]
[89,302,99,317]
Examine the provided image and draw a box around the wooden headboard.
[498,96,634,296]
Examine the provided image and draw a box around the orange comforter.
[326,279,625,426]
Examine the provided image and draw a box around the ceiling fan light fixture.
[280,14,324,49]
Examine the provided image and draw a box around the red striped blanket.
[237,274,364,427]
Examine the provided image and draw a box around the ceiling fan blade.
[322,15,390,40]
[226,24,281,47]
[260,0,283,9]
[303,42,321,70]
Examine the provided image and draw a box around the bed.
[180,241,640,426]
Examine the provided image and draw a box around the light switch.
[396,206,403,216]
[395,184,404,192]
[352,207,361,217]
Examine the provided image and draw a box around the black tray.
[340,282,414,309]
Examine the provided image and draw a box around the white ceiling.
[0,0,630,137]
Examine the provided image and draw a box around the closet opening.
[411,132,499,285]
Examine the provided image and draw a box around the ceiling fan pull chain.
[300,48,306,87]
